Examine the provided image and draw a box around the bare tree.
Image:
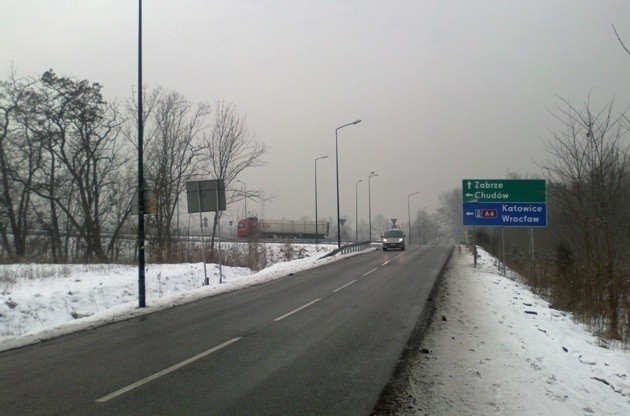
[613,24,630,56]
[31,70,126,262]
[114,85,166,260]
[0,70,40,259]
[437,187,464,244]
[613,25,630,134]
[371,213,390,238]
[357,218,369,241]
[541,98,630,339]
[201,100,267,253]
[121,85,164,150]
[145,90,209,261]
[415,210,440,245]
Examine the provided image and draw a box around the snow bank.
[0,243,340,351]
[411,247,629,415]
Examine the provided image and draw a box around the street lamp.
[407,192,420,245]
[314,155,328,244]
[237,179,247,219]
[355,179,362,241]
[335,119,361,248]
[137,0,146,308]
[368,171,378,241]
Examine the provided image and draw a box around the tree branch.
[612,24,630,56]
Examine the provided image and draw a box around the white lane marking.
[96,337,242,403]
[363,268,378,276]
[274,298,322,322]
[333,280,357,293]
[382,253,405,265]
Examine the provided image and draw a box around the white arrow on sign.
[467,181,472,190]
[465,211,474,217]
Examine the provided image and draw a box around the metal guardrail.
[321,241,373,258]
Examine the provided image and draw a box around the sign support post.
[196,181,208,286]
[529,228,535,278]
[473,226,477,268]
[501,228,506,276]
[216,185,223,284]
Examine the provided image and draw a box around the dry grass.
[477,241,629,347]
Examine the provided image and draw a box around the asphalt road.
[0,245,452,416]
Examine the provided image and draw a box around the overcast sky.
[2,1,630,228]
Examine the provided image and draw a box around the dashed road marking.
[96,337,242,403]
[363,268,378,276]
[274,298,322,322]
[333,280,357,292]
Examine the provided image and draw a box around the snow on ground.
[409,246,629,416]
[1,243,628,415]
[0,243,339,351]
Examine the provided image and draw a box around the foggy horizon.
[2,1,629,230]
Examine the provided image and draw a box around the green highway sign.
[462,179,546,203]
[462,179,547,227]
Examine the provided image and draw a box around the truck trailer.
[237,217,329,239]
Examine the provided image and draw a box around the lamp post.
[335,119,361,248]
[368,171,378,241]
[314,155,328,244]
[407,192,420,245]
[137,0,146,308]
[237,179,247,219]
[355,179,362,241]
